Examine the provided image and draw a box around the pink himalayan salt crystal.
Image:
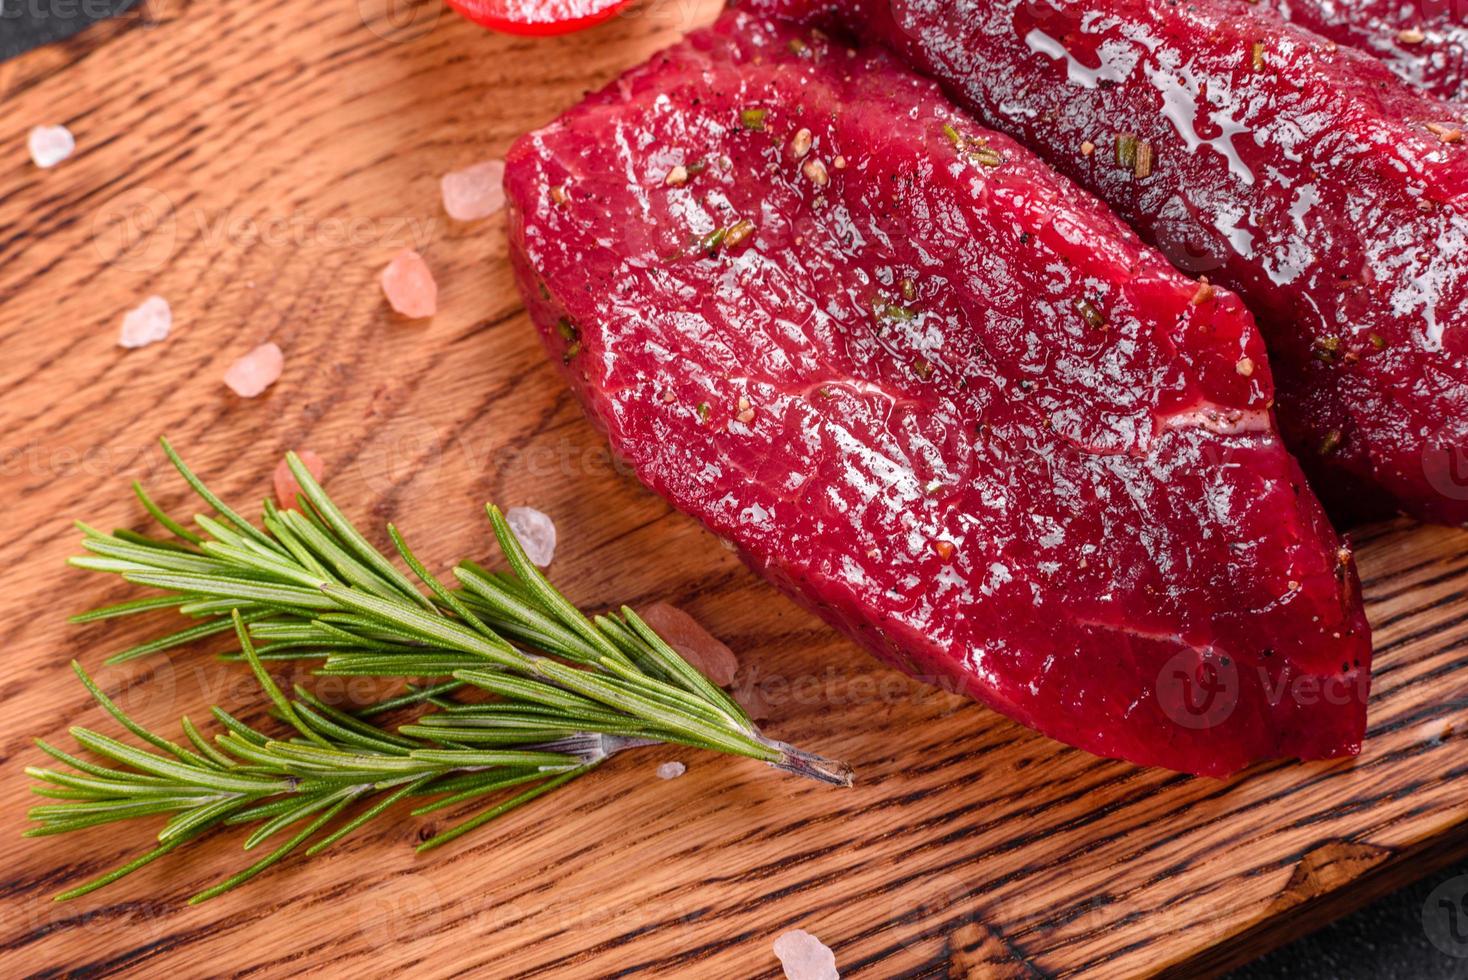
[380,249,438,318]
[28,125,75,168]
[441,160,506,221]
[656,761,686,780]
[273,449,325,509]
[224,342,284,398]
[773,930,839,980]
[117,295,172,349]
[505,506,557,567]
[638,601,739,687]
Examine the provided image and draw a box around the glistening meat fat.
[503,11,1372,776]
[749,0,1468,526]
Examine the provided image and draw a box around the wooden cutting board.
[4,2,1468,975]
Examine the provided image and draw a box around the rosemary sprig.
[26,440,851,902]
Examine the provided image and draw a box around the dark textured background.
[5,5,1468,977]
[0,0,136,59]
[1236,866,1468,979]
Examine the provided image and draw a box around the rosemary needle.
[26,439,852,903]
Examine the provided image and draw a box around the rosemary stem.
[27,439,856,903]
[759,737,856,787]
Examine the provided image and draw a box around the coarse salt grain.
[638,601,739,686]
[118,295,172,349]
[773,930,839,980]
[505,506,557,567]
[790,127,813,159]
[273,449,325,509]
[28,125,75,168]
[441,160,506,221]
[224,342,284,398]
[380,249,438,318]
[657,761,686,780]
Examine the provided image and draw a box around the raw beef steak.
[1263,0,1468,102]
[749,0,1468,526]
[504,11,1372,776]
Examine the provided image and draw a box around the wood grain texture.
[3,2,1468,976]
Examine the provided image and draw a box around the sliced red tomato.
[446,0,633,35]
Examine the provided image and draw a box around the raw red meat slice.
[503,11,1372,776]
[749,0,1468,526]
[1262,0,1468,102]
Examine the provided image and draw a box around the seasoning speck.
[803,158,829,186]
[1427,122,1464,143]
[1236,356,1255,377]
[665,164,689,187]
[657,761,686,780]
[1075,297,1107,331]
[974,146,1003,167]
[1398,28,1426,45]
[724,219,756,249]
[790,127,813,159]
[1080,140,1095,157]
[1115,132,1138,170]
[1191,278,1216,305]
[1132,139,1154,178]
[740,107,769,131]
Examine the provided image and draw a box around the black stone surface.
[0,0,136,60]
[1230,863,1468,979]
[4,5,1468,978]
